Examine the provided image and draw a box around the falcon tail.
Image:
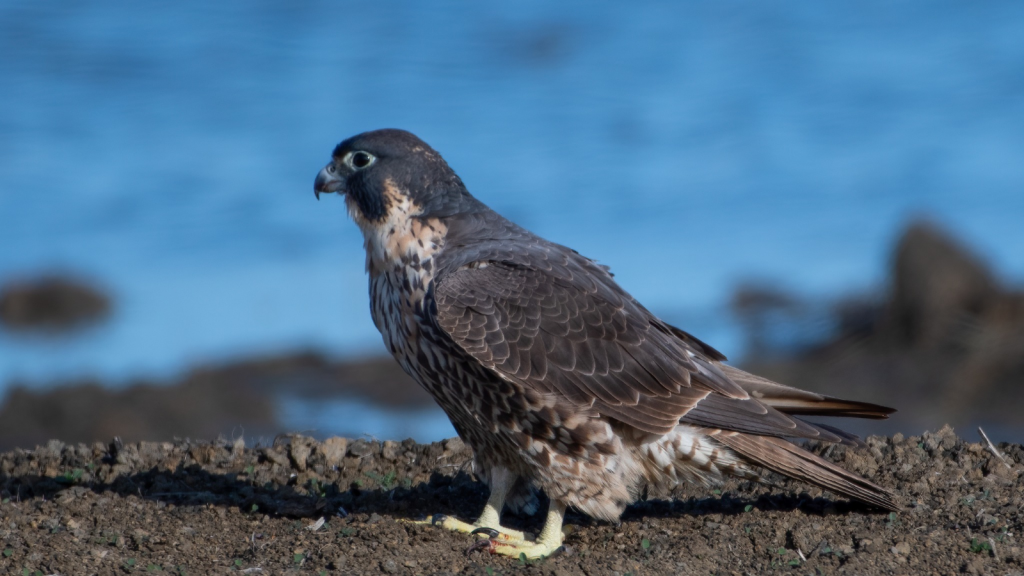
[710,430,899,511]
[717,364,896,420]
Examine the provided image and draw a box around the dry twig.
[978,427,1011,470]
[306,517,326,532]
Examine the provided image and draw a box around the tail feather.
[711,430,899,511]
[717,364,896,419]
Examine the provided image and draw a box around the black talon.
[465,538,493,555]
[549,545,567,558]
[430,514,448,526]
[470,527,500,539]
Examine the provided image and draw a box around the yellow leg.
[487,500,566,559]
[405,468,526,542]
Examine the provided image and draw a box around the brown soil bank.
[1,426,1021,575]
[0,353,425,452]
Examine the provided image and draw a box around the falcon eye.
[349,151,375,169]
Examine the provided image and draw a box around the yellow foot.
[403,514,527,543]
[468,502,568,560]
[481,535,566,560]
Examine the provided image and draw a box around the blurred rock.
[0,275,111,332]
[729,282,829,358]
[0,377,276,453]
[740,220,1024,440]
[884,221,998,348]
[186,351,427,408]
[0,352,431,451]
[731,283,800,314]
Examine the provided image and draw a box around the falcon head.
[314,129,480,227]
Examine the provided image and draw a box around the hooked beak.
[313,164,344,200]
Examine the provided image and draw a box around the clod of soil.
[0,426,1021,575]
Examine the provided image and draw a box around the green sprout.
[970,538,993,554]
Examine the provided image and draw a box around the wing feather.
[432,216,893,440]
[718,364,895,419]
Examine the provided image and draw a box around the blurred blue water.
[2,0,1024,397]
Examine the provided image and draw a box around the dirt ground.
[0,425,1021,576]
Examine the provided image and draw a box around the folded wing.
[433,251,892,445]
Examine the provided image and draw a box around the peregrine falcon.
[313,129,897,559]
